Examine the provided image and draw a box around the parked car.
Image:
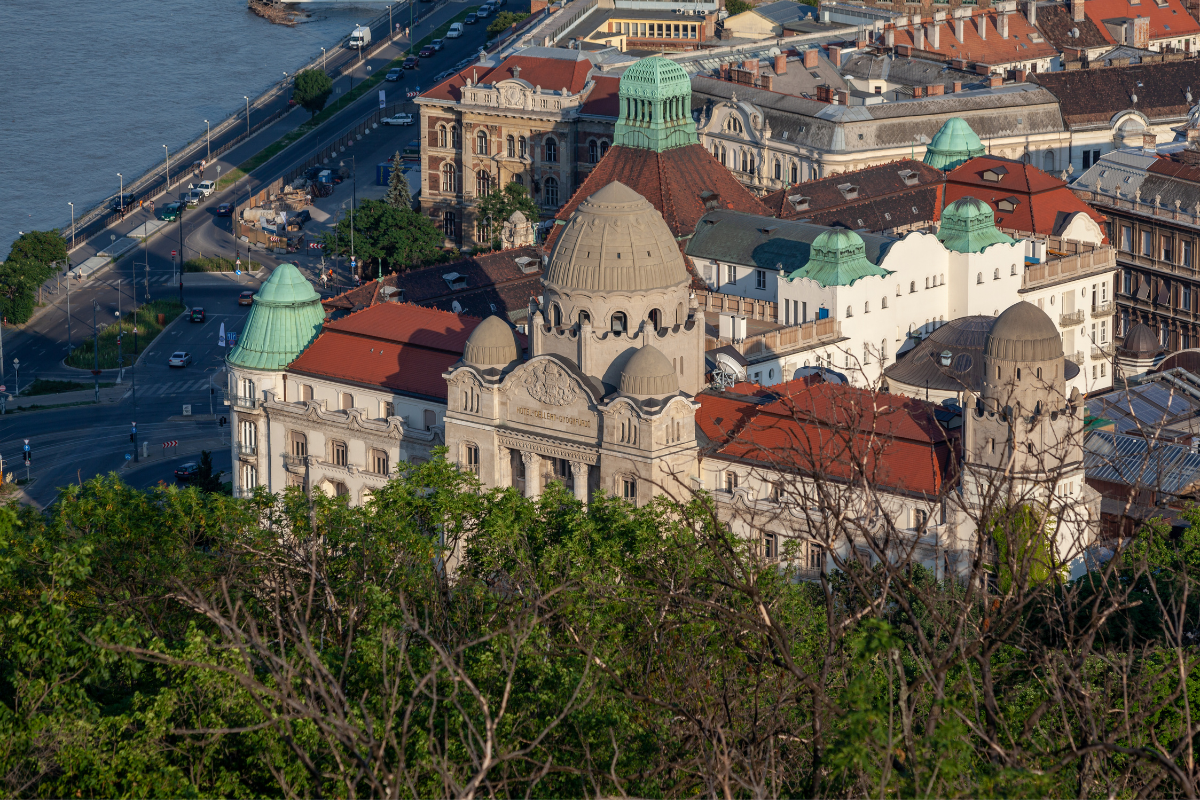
[215,203,233,217]
[476,5,490,17]
[403,55,419,68]
[403,139,421,161]
[446,22,464,37]
[385,67,403,81]
[430,37,445,50]
[238,291,255,306]
[168,351,192,368]
[190,307,205,322]
[160,202,182,222]
[183,189,203,207]
[196,179,216,196]
[464,12,478,23]
[419,44,436,58]
[110,193,136,212]
[174,462,200,483]
[381,113,414,126]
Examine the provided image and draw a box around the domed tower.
[792,228,890,286]
[1115,322,1163,380]
[613,56,697,152]
[535,180,704,396]
[227,263,327,495]
[923,118,986,171]
[936,197,1016,254]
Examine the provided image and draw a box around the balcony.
[1059,310,1086,327]
[1067,350,1085,365]
[1092,300,1115,316]
[235,443,257,458]
[1091,343,1115,360]
[231,395,258,410]
[282,453,307,472]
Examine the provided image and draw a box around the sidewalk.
[0,385,127,413]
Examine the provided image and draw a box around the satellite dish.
[768,46,781,57]
[1071,26,1079,38]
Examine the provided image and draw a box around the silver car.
[168,351,192,368]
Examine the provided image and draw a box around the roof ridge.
[325,299,482,330]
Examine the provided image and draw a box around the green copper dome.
[788,228,890,287]
[923,118,986,171]
[936,197,1016,254]
[614,56,698,152]
[227,263,326,371]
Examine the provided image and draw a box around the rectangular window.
[341,392,354,411]
[724,470,738,493]
[332,440,347,466]
[1185,240,1194,267]
[1121,226,1132,252]
[755,269,766,290]
[1101,320,1108,343]
[762,533,776,560]
[622,477,637,503]
[464,444,479,474]
[726,264,736,285]
[382,401,395,418]
[1142,230,1153,256]
[913,509,928,530]
[1163,235,1173,263]
[1082,150,1092,169]
[290,431,307,457]
[371,449,389,475]
[424,409,436,430]
[801,301,807,323]
[302,383,314,402]
[1122,269,1133,295]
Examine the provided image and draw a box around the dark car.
[430,37,445,50]
[403,55,419,69]
[464,12,478,23]
[215,203,233,217]
[111,193,136,212]
[174,462,199,483]
[190,307,205,322]
[160,202,182,222]
[385,67,403,81]
[419,45,436,58]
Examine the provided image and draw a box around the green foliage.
[990,504,1062,593]
[383,151,410,210]
[318,198,446,276]
[724,0,753,15]
[475,181,540,248]
[194,451,226,495]
[0,259,54,324]
[65,299,185,369]
[7,230,67,267]
[292,69,333,118]
[487,10,529,35]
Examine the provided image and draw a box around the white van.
[349,25,372,48]
[446,22,464,38]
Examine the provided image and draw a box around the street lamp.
[117,173,124,216]
[205,119,211,162]
[12,359,19,398]
[91,300,99,402]
[163,145,170,188]
[68,202,75,250]
[244,96,251,140]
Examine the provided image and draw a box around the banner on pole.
[218,322,227,348]
[379,89,386,109]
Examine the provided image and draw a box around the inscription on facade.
[517,407,592,427]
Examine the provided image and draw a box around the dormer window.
[788,195,810,211]
[897,169,919,186]
[837,183,859,200]
[997,196,1020,212]
[982,166,1009,182]
[442,272,468,291]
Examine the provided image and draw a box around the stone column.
[521,451,541,499]
[498,445,512,490]
[570,461,589,505]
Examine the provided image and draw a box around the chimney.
[929,21,940,49]
[775,53,787,74]
[761,75,773,91]
[978,12,988,39]
[803,48,818,67]
[1015,68,1026,81]
[836,89,850,105]
[998,11,1009,38]
[952,6,971,41]
[1132,16,1150,48]
[915,24,925,49]
[828,45,842,66]
[885,26,895,47]
[1072,0,1085,22]
[951,57,968,70]
[989,74,1003,87]
[975,62,991,75]
[720,62,730,79]
[953,80,963,92]
[897,43,912,56]
[928,83,944,95]
[742,58,758,72]
[1026,0,1037,26]
[1143,132,1157,153]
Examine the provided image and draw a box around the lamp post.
[115,311,122,380]
[65,261,71,351]
[12,359,19,398]
[68,202,75,250]
[244,96,251,139]
[321,47,327,72]
[117,173,124,216]
[92,300,99,402]
[163,145,170,189]
[205,119,211,162]
[282,72,290,106]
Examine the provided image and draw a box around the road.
[4,1,503,502]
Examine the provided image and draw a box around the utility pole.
[118,173,124,216]
[92,300,99,402]
[350,154,357,278]
[163,145,170,189]
[245,96,251,140]
[205,119,211,162]
[178,200,186,306]
[66,268,71,351]
[68,202,75,250]
[132,326,138,462]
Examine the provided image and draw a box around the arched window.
[544,176,559,206]
[552,303,563,327]
[726,116,742,133]
[1036,367,1043,379]
[476,169,491,196]
[441,163,456,193]
[790,162,798,183]
[846,305,853,317]
[578,309,591,325]
[740,149,748,172]
[940,273,945,285]
[506,135,515,157]
[993,268,1000,280]
[774,159,782,180]
[648,308,662,329]
[712,142,720,158]
[977,272,984,284]
[514,174,523,186]
[881,296,888,309]
[600,140,609,157]
[925,277,930,289]
[442,211,456,237]
[720,145,727,166]
[909,281,916,293]
[588,139,599,163]
[477,216,492,242]
[518,136,527,157]
[476,130,488,155]
[451,125,461,148]
[611,312,627,335]
[1011,264,1018,276]
[438,125,448,148]
[864,301,870,314]
[545,136,558,162]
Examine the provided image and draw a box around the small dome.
[923,117,986,171]
[1118,322,1161,357]
[985,302,1064,362]
[620,345,679,397]
[792,228,890,287]
[545,182,689,294]
[228,263,325,371]
[464,315,521,368]
[619,56,692,100]
[936,197,1016,253]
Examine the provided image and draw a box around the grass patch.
[22,378,115,397]
[216,168,247,190]
[184,256,265,273]
[66,299,186,370]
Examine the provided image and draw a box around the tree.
[7,229,66,267]
[487,10,529,35]
[293,69,333,119]
[383,151,410,210]
[194,450,225,494]
[475,181,540,249]
[319,199,445,276]
[724,0,752,14]
[0,258,54,323]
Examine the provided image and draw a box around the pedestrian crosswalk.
[135,378,214,397]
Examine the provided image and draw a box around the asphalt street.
[5,0,502,502]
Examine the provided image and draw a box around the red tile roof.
[581,75,621,117]
[546,143,772,250]
[761,159,944,230]
[289,303,483,401]
[944,156,1109,240]
[420,54,595,103]
[699,379,955,496]
[1081,0,1200,43]
[1033,60,1200,126]
[889,9,1058,65]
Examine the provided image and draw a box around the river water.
[1,0,381,256]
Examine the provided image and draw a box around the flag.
[378,89,386,108]
[218,322,227,348]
